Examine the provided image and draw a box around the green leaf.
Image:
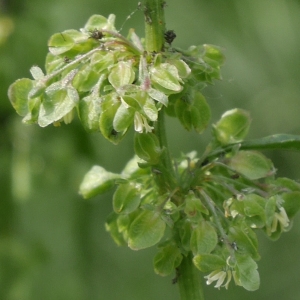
[79,165,122,199]
[45,53,65,74]
[265,196,277,234]
[79,94,101,132]
[99,94,126,144]
[243,194,266,224]
[150,63,182,94]
[227,150,274,180]
[113,183,141,214]
[30,66,44,80]
[91,52,115,73]
[113,102,135,132]
[22,97,41,124]
[169,59,191,78]
[190,221,218,255]
[274,177,300,192]
[235,254,260,291]
[108,61,135,89]
[153,242,183,276]
[73,66,100,92]
[128,210,166,250]
[117,214,132,235]
[121,155,150,178]
[203,44,225,65]
[184,191,208,220]
[178,219,192,253]
[174,92,210,133]
[191,92,211,133]
[48,32,75,56]
[84,14,116,31]
[8,78,34,116]
[143,97,158,121]
[122,95,141,110]
[105,212,127,246]
[213,108,251,145]
[38,83,79,127]
[193,254,226,272]
[174,99,193,131]
[78,74,105,132]
[282,191,300,219]
[228,224,260,260]
[134,132,162,164]
[148,88,168,106]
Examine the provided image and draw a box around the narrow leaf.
[240,134,300,151]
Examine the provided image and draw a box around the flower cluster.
[8,14,224,145]
[8,13,300,293]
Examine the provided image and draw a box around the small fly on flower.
[89,29,104,40]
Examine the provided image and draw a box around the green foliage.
[7,8,300,297]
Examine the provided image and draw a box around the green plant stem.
[143,1,205,299]
[143,0,175,193]
[153,108,177,193]
[178,252,205,300]
[144,0,166,52]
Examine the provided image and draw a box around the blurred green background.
[1,0,300,299]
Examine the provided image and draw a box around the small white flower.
[205,268,240,289]
[271,206,289,232]
[223,270,232,289]
[204,270,227,289]
[231,210,239,218]
[276,207,289,228]
[134,111,153,133]
[63,108,75,124]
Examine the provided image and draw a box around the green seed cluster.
[8,14,224,144]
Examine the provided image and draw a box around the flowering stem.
[177,252,205,300]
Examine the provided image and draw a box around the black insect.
[172,268,180,284]
[63,56,72,63]
[110,129,118,137]
[231,173,240,179]
[231,242,238,251]
[89,29,104,40]
[201,158,209,167]
[161,1,167,9]
[164,30,176,45]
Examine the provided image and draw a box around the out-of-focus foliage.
[1,0,300,299]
